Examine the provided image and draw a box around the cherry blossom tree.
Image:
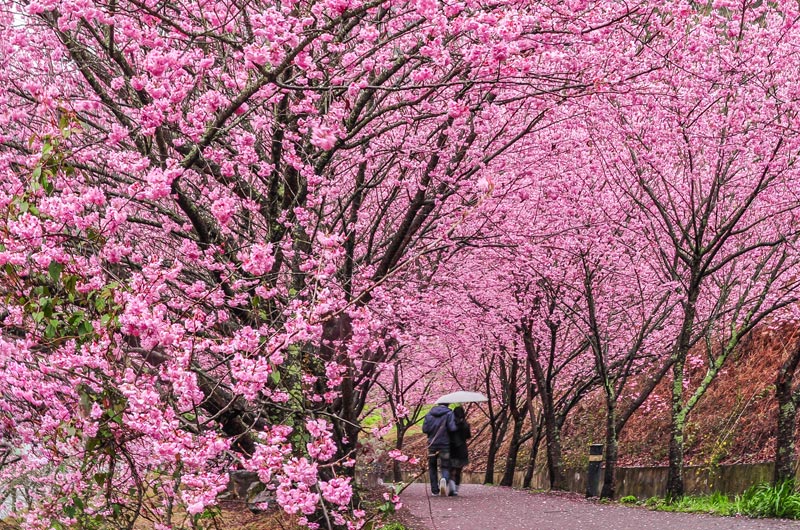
[8,0,800,523]
[588,0,800,497]
[574,241,678,499]
[0,0,657,525]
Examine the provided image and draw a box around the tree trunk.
[484,417,507,484]
[393,428,406,482]
[523,434,540,489]
[542,404,565,490]
[666,292,697,501]
[774,341,800,484]
[600,401,617,499]
[666,358,686,500]
[500,419,523,487]
[523,324,565,490]
[774,391,796,485]
[666,420,685,499]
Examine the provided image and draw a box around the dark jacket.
[450,418,471,463]
[422,405,456,450]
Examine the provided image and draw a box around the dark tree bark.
[522,431,543,489]
[774,339,800,484]
[393,429,406,482]
[522,365,543,489]
[523,321,566,490]
[601,402,618,498]
[500,355,535,487]
[484,427,505,484]
[483,406,509,484]
[500,411,524,487]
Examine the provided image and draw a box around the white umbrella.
[435,390,488,404]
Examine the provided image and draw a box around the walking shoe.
[448,480,457,496]
[439,478,447,497]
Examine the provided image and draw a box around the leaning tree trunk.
[522,363,540,489]
[523,433,541,489]
[320,313,364,482]
[500,418,524,487]
[536,349,565,490]
[484,415,508,484]
[774,341,800,484]
[524,324,566,490]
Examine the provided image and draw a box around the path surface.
[399,483,800,530]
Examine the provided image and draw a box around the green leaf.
[68,311,84,326]
[79,320,94,337]
[45,320,59,338]
[86,437,101,453]
[41,298,54,318]
[63,275,77,296]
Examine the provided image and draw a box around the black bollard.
[586,443,604,498]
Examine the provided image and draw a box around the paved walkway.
[400,483,800,530]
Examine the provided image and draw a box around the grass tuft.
[640,481,800,520]
[736,480,800,519]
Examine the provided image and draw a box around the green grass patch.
[737,480,800,519]
[649,491,736,515]
[640,481,800,520]
[361,409,385,429]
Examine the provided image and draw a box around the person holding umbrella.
[424,391,486,497]
[422,402,457,496]
[447,405,471,496]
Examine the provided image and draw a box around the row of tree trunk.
[450,327,800,497]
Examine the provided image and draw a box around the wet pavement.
[400,483,800,530]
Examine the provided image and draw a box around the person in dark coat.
[447,405,471,496]
[422,404,457,496]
